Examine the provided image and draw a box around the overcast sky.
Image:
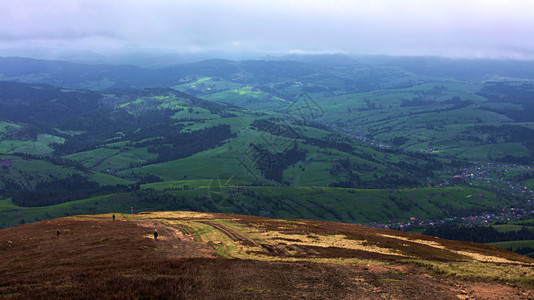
[1,0,534,60]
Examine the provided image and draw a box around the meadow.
[1,58,534,260]
[0,185,503,229]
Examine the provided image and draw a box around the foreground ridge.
[1,211,533,299]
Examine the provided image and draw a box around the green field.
[304,82,531,161]
[65,147,157,171]
[172,77,244,95]
[0,154,132,192]
[0,121,20,137]
[522,179,534,189]
[125,144,259,182]
[0,139,54,155]
[491,224,534,233]
[1,57,534,258]
[487,240,534,250]
[0,186,505,229]
[141,179,244,190]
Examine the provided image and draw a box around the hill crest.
[1,211,532,299]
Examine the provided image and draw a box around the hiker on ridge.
[154,229,158,240]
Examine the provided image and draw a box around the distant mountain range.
[1,55,534,259]
[2,55,534,91]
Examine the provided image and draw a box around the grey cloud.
[1,0,534,59]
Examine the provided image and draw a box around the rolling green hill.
[0,185,507,229]
[1,57,534,259]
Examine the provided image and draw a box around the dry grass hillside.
[1,211,533,299]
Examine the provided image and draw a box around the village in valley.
[371,163,534,231]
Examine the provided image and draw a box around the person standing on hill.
[57,229,60,238]
[154,229,158,240]
[112,214,115,221]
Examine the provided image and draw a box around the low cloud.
[2,0,534,59]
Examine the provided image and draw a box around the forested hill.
[0,56,411,91]
[6,56,534,92]
[0,82,230,132]
[1,56,534,249]
[0,79,500,226]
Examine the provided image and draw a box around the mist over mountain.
[3,55,534,92]
[2,1,534,298]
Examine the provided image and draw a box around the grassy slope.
[488,240,534,250]
[0,154,132,189]
[4,82,530,191]
[0,211,532,298]
[1,73,532,255]
[0,186,505,229]
[315,82,529,161]
[486,220,534,252]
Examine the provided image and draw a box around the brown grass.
[0,211,533,299]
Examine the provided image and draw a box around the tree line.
[9,174,139,207]
[422,224,534,244]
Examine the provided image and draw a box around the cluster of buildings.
[370,207,533,231]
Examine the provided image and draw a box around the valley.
[4,1,534,298]
[1,56,534,259]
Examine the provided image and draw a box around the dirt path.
[199,220,297,255]
[454,281,533,300]
[1,216,532,299]
[199,221,255,245]
[137,220,215,259]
